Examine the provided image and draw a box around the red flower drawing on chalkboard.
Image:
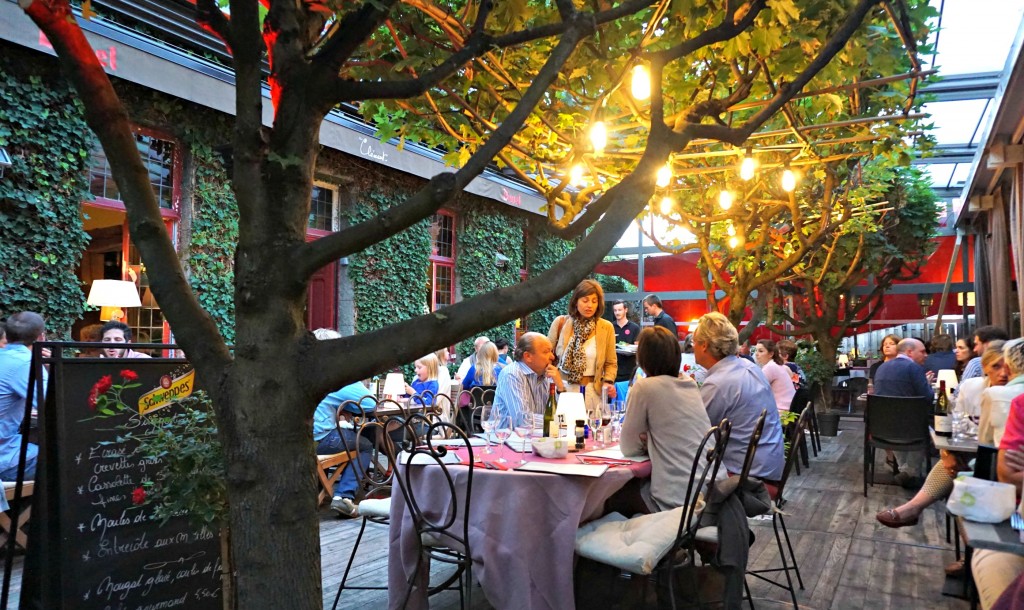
[88,370,142,417]
[131,486,146,505]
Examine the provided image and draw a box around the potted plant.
[796,342,842,436]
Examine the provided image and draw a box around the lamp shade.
[556,391,586,429]
[87,280,141,307]
[381,373,406,398]
[936,369,959,400]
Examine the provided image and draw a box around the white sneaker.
[331,497,359,518]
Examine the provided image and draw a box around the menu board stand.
[12,343,223,610]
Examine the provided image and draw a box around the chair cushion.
[694,526,718,543]
[358,497,391,519]
[575,505,696,575]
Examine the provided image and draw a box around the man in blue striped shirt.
[494,333,565,428]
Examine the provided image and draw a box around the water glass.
[494,414,512,463]
[514,422,532,465]
[951,411,965,441]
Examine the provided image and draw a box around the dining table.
[930,428,979,454]
[386,436,652,610]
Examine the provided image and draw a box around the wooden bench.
[317,453,353,506]
[0,481,33,551]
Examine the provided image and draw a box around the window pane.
[432,263,454,309]
[309,185,334,231]
[431,213,454,260]
[88,133,176,209]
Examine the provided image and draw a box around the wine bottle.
[934,379,952,437]
[543,380,557,438]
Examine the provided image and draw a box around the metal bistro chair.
[863,394,932,496]
[748,407,813,608]
[656,419,733,610]
[462,386,495,433]
[330,405,404,610]
[392,414,477,610]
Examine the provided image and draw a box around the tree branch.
[310,0,401,76]
[295,13,594,279]
[195,0,233,50]
[301,144,671,396]
[20,0,232,378]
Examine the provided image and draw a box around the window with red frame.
[88,130,178,209]
[428,212,455,311]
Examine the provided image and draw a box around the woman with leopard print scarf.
[547,279,618,413]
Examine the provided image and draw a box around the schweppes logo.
[138,370,196,415]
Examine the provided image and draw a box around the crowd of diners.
[303,283,1024,608]
[863,324,1024,610]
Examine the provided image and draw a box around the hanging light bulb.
[728,236,740,249]
[781,162,797,192]
[569,163,585,187]
[718,189,734,210]
[631,64,651,100]
[590,121,607,154]
[726,223,736,237]
[739,147,756,181]
[656,163,672,188]
[660,196,673,215]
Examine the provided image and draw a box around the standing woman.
[954,338,973,380]
[549,279,617,411]
[754,339,796,412]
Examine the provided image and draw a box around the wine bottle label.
[934,414,952,434]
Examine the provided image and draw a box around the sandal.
[885,456,900,476]
[875,507,919,529]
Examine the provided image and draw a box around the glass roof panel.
[925,0,1024,76]
[950,163,971,188]
[921,99,990,145]
[924,163,956,189]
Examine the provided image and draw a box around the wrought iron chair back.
[738,409,768,485]
[464,386,496,432]
[391,413,477,609]
[670,418,731,558]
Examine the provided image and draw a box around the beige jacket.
[547,315,617,397]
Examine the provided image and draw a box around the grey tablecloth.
[387,461,650,610]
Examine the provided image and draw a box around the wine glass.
[494,413,512,463]
[479,402,495,454]
[590,408,604,449]
[514,417,532,465]
[611,400,625,443]
[599,402,612,446]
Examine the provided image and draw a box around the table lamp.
[87,279,141,321]
[556,391,586,431]
[381,373,406,400]
[936,369,959,400]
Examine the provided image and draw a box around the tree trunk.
[814,333,839,411]
[220,358,322,609]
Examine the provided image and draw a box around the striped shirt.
[494,361,550,428]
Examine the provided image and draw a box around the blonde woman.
[548,279,617,411]
[462,342,503,390]
[980,339,1024,446]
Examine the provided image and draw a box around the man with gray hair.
[493,333,564,428]
[692,312,785,481]
[455,335,490,382]
[0,312,47,481]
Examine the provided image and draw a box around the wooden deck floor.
[0,418,971,609]
[318,418,970,610]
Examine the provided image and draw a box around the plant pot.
[817,411,841,436]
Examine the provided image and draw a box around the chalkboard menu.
[22,353,222,610]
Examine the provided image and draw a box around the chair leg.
[744,576,754,610]
[772,515,800,609]
[331,517,368,610]
[778,513,803,589]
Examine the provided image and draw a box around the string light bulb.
[726,223,736,237]
[739,147,756,181]
[631,64,651,100]
[660,196,673,215]
[656,163,672,188]
[781,162,797,192]
[728,236,740,249]
[719,190,734,210]
[569,164,585,187]
[590,121,607,154]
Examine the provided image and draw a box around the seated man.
[692,312,785,482]
[311,328,376,518]
[100,321,152,359]
[493,332,564,428]
[873,337,931,485]
[0,312,47,481]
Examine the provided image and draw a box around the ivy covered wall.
[0,50,91,334]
